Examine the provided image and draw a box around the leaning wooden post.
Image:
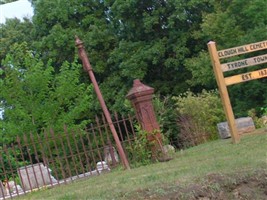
[75,36,130,170]
[207,41,240,143]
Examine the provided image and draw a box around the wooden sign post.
[208,40,267,144]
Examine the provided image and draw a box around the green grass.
[17,131,267,200]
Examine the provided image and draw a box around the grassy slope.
[17,130,266,200]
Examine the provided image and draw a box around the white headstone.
[18,163,57,191]
[96,161,110,173]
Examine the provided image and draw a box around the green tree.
[31,0,115,70]
[28,0,218,112]
[99,0,216,109]
[2,0,265,134]
[0,43,94,145]
[0,0,17,5]
[0,18,34,67]
[185,0,267,116]
[29,0,120,112]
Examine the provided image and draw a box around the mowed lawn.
[17,129,267,200]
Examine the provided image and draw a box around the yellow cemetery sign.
[207,40,267,143]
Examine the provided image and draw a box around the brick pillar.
[126,79,162,157]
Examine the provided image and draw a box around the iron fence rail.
[0,113,137,199]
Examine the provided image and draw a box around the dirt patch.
[128,169,267,200]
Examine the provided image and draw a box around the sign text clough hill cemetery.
[218,41,267,58]
[208,40,267,143]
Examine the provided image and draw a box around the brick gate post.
[126,79,163,158]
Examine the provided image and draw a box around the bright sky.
[0,0,34,24]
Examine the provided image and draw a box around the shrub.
[173,90,225,148]
[126,125,153,167]
[261,106,267,116]
[248,108,267,129]
[153,95,180,148]
[126,124,171,167]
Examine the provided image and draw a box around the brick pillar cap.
[126,79,154,100]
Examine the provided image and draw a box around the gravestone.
[217,117,255,139]
[261,116,267,127]
[0,181,7,197]
[96,161,110,173]
[157,144,175,162]
[18,163,57,191]
[104,145,119,166]
[2,180,23,195]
